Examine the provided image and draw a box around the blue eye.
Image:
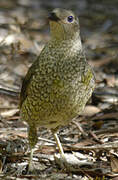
[67,16,74,22]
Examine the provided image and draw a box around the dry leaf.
[110,152,118,173]
[82,105,101,116]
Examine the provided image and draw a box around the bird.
[20,8,95,169]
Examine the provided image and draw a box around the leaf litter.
[0,0,118,179]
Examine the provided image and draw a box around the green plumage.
[20,8,95,152]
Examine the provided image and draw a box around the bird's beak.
[48,12,60,22]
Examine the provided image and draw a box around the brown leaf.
[82,105,101,116]
[110,152,118,173]
[0,159,2,173]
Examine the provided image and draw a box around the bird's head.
[48,8,80,41]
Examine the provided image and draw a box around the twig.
[94,127,118,135]
[89,130,103,144]
[72,120,88,137]
[69,141,118,151]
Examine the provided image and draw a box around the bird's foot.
[54,152,93,171]
[27,161,34,174]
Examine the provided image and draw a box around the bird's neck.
[50,21,80,42]
[51,30,80,42]
[50,35,83,55]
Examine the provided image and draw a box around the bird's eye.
[67,16,74,23]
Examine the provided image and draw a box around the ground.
[0,0,118,179]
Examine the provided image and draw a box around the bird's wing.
[19,58,39,108]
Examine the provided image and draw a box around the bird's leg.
[51,129,64,157]
[28,124,38,172]
[29,148,34,171]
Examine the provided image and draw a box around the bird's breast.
[21,43,95,129]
